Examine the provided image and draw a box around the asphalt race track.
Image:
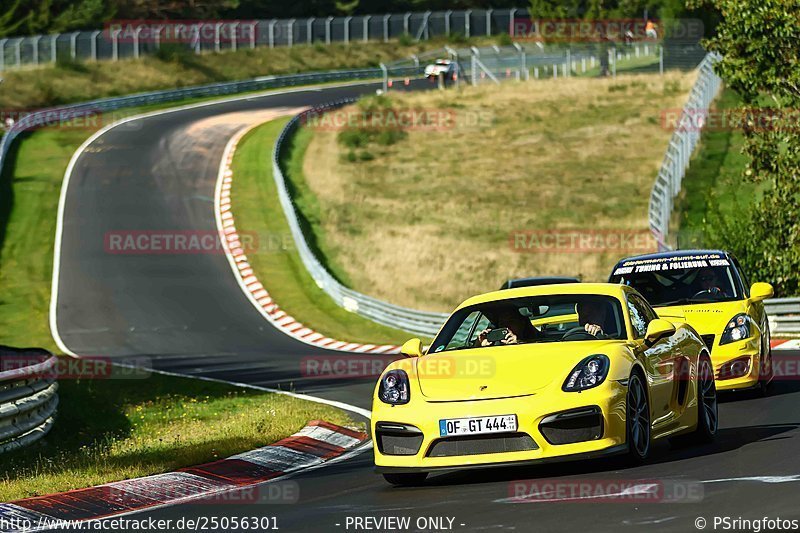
[54,81,800,532]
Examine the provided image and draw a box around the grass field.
[297,71,697,312]
[230,118,415,345]
[674,88,756,247]
[0,36,501,110]
[0,373,353,501]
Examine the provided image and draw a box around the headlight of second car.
[720,313,751,345]
[563,355,610,392]
[379,369,410,405]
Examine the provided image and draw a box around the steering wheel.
[562,327,598,341]
[691,288,722,299]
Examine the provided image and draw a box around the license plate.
[439,415,517,437]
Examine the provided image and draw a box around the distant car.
[609,250,774,394]
[424,59,457,80]
[372,283,717,486]
[500,276,580,290]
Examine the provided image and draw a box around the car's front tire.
[693,356,718,441]
[757,323,773,397]
[626,372,651,462]
[382,472,428,486]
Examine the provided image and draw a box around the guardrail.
[766,298,800,335]
[272,101,449,338]
[0,66,421,188]
[0,347,59,454]
[648,52,722,250]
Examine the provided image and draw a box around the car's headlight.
[379,369,410,405]
[563,355,610,392]
[720,313,751,345]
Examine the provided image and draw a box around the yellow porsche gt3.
[372,283,717,486]
[609,250,774,394]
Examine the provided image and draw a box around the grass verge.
[230,118,417,345]
[674,88,757,246]
[297,71,697,312]
[0,373,354,501]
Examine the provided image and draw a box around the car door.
[627,293,677,427]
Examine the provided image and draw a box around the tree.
[700,0,800,295]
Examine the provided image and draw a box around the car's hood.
[655,300,746,335]
[416,341,619,402]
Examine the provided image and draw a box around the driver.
[695,268,728,297]
[576,300,609,337]
[476,307,542,346]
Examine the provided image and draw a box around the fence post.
[307,18,314,44]
[90,30,100,61]
[445,10,452,36]
[514,42,527,80]
[268,20,276,48]
[112,29,120,61]
[411,54,419,68]
[153,25,162,50]
[508,8,517,36]
[14,39,20,68]
[404,13,410,35]
[566,48,571,77]
[288,19,295,47]
[133,26,143,58]
[380,62,388,92]
[326,17,333,45]
[249,22,256,49]
[363,15,370,42]
[659,44,664,75]
[383,14,390,42]
[344,16,352,43]
[33,35,41,66]
[420,11,431,41]
[231,22,239,51]
[486,8,492,36]
[465,10,472,38]
[50,34,57,64]
[471,52,477,85]
[0,39,5,71]
[68,32,78,60]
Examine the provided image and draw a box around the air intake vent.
[426,433,537,457]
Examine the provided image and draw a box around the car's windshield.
[429,294,626,353]
[609,256,741,307]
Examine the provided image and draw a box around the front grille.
[701,334,716,352]
[539,407,603,445]
[426,433,537,457]
[376,422,423,456]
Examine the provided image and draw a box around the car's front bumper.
[372,380,628,472]
[708,334,764,391]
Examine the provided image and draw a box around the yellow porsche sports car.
[372,283,717,486]
[609,250,774,394]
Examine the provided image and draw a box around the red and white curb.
[214,125,401,355]
[772,339,800,350]
[0,420,367,531]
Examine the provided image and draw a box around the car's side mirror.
[400,338,423,358]
[644,319,676,348]
[750,282,774,302]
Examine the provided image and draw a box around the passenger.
[476,307,542,346]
